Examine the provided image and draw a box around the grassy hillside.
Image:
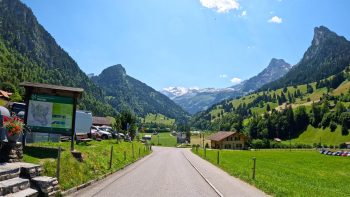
[141,113,175,126]
[191,67,350,145]
[292,125,350,146]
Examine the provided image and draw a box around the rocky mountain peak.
[101,64,126,77]
[312,26,339,46]
[267,58,291,70]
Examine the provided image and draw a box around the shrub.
[330,121,337,132]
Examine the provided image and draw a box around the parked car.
[118,133,125,139]
[91,126,112,139]
[341,151,348,157]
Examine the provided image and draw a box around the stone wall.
[0,141,23,162]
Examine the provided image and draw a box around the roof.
[20,82,84,93]
[0,90,12,99]
[345,142,350,145]
[208,131,236,142]
[93,116,111,125]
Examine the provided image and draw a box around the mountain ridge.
[260,26,350,90]
[162,58,291,114]
[92,64,189,122]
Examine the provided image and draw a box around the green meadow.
[193,148,350,197]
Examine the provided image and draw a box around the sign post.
[21,82,83,151]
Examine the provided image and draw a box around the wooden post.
[203,134,205,148]
[71,97,78,151]
[132,142,134,159]
[217,150,220,165]
[252,157,256,180]
[138,147,141,158]
[56,146,61,183]
[109,146,113,169]
[157,134,160,145]
[204,147,206,159]
[124,150,126,161]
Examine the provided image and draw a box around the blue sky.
[22,0,350,90]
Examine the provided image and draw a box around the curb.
[61,152,152,196]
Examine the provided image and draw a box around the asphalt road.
[70,147,267,197]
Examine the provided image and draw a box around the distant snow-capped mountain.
[161,58,291,115]
[161,87,236,99]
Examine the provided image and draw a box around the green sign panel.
[27,94,74,135]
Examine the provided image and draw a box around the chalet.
[208,131,248,150]
[92,116,111,126]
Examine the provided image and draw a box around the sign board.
[27,94,74,135]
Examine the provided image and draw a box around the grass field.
[141,113,175,126]
[193,149,350,197]
[23,140,151,191]
[141,132,177,147]
[292,125,350,146]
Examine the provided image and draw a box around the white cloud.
[219,74,228,78]
[268,16,283,24]
[200,0,240,13]
[241,10,247,17]
[230,77,242,85]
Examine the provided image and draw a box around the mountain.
[261,26,350,90]
[92,65,189,122]
[235,58,291,92]
[162,58,291,114]
[0,0,116,116]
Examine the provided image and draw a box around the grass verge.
[193,148,350,197]
[23,140,151,191]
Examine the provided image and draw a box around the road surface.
[70,147,267,197]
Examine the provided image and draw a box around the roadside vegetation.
[193,148,350,197]
[23,140,151,191]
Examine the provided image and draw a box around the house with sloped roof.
[92,116,111,126]
[208,131,248,150]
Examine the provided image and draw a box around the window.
[236,144,243,149]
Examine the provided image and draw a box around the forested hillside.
[92,65,189,122]
[191,26,350,147]
[0,0,116,116]
[191,67,350,146]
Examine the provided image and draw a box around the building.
[208,131,248,150]
[92,116,111,126]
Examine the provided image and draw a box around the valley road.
[70,147,267,197]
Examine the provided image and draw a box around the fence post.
[138,147,141,158]
[217,150,220,165]
[56,146,61,183]
[109,146,113,169]
[124,150,126,161]
[204,147,206,159]
[132,142,134,159]
[252,157,256,180]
